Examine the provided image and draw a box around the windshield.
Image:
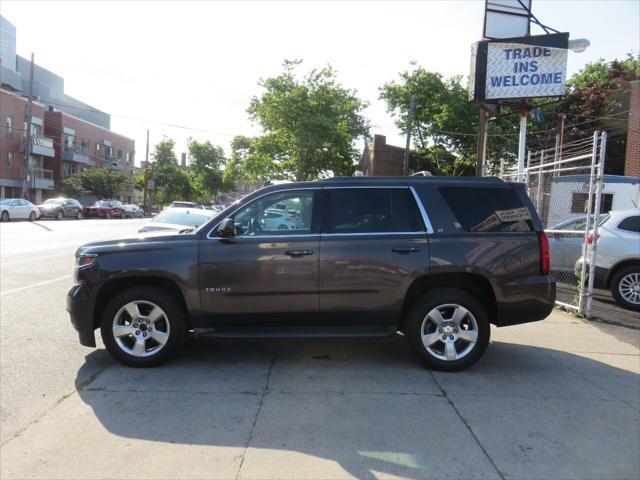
[43,199,63,205]
[151,210,210,227]
[95,201,111,207]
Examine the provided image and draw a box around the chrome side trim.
[321,232,426,237]
[206,187,320,240]
[409,186,434,234]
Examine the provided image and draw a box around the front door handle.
[285,250,314,257]
[391,247,421,254]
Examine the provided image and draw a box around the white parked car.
[138,208,214,233]
[262,209,303,230]
[0,198,40,222]
[576,209,640,310]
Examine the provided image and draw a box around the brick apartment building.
[44,109,136,202]
[0,89,55,202]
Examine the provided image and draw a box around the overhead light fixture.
[568,38,590,53]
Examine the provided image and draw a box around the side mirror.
[217,217,235,238]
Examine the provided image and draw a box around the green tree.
[232,60,370,182]
[187,139,229,203]
[149,138,192,205]
[63,167,130,198]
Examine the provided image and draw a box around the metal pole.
[403,95,415,176]
[525,150,532,197]
[22,53,35,200]
[517,109,527,181]
[578,131,600,316]
[586,131,607,319]
[536,151,544,213]
[499,158,505,178]
[476,107,489,176]
[142,129,149,212]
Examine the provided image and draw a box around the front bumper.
[495,275,556,327]
[67,284,96,347]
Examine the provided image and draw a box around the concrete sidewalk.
[1,311,638,480]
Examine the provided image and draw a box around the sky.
[2,0,639,167]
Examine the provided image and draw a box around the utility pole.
[556,113,565,160]
[22,53,35,200]
[517,102,529,181]
[403,95,415,176]
[476,107,489,176]
[142,129,150,211]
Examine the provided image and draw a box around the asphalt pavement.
[0,218,639,479]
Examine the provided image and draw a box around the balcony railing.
[20,167,55,190]
[63,147,96,167]
[21,135,55,157]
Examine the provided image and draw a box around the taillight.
[538,232,550,275]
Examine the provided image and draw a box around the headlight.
[76,253,97,268]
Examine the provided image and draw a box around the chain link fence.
[501,131,607,317]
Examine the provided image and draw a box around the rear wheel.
[101,286,187,367]
[1,210,9,222]
[404,289,490,371]
[29,211,37,222]
[611,266,640,311]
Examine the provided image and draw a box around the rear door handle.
[391,247,421,254]
[285,250,314,257]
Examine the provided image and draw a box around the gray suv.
[68,177,555,371]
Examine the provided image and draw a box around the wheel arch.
[400,273,498,330]
[93,275,189,330]
[605,258,640,287]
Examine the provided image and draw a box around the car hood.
[76,229,195,255]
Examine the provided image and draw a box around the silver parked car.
[547,215,608,273]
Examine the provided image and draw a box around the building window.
[6,152,13,170]
[117,149,123,159]
[6,116,13,138]
[95,143,101,154]
[571,192,614,214]
[105,146,112,159]
[64,133,75,149]
[81,139,89,153]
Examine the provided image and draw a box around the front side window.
[326,188,424,234]
[231,190,314,237]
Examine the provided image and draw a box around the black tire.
[76,210,83,220]
[610,266,640,312]
[105,210,111,219]
[101,286,187,367]
[1,210,10,222]
[29,211,37,222]
[56,210,64,220]
[404,288,490,372]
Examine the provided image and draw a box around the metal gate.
[501,131,607,318]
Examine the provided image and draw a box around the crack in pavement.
[429,370,506,480]
[235,348,278,480]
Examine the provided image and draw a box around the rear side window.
[439,187,533,233]
[326,188,424,234]
[618,216,640,233]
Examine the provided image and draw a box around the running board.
[193,325,397,339]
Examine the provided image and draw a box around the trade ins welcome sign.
[468,33,569,102]
[485,42,567,99]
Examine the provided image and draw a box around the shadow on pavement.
[74,335,640,479]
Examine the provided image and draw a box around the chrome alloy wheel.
[420,304,479,361]
[619,273,640,305]
[112,301,170,357]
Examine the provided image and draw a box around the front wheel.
[76,210,83,220]
[56,210,64,220]
[101,286,187,367]
[611,266,640,311]
[404,289,490,371]
[105,210,111,219]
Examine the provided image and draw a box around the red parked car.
[83,200,125,219]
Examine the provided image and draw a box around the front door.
[198,189,320,324]
[319,187,430,325]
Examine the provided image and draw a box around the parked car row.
[0,197,147,222]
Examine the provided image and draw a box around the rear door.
[319,186,430,325]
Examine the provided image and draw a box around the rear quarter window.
[439,186,533,233]
[617,215,640,233]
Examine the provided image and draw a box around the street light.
[568,38,590,53]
